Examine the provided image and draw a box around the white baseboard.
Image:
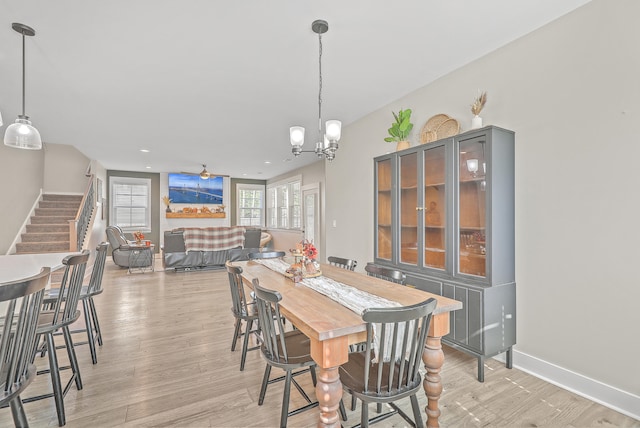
[510,349,640,421]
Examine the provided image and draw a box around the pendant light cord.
[21,31,26,117]
[317,33,323,144]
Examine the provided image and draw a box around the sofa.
[162,227,270,271]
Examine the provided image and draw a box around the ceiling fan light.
[199,164,210,179]
[4,116,42,150]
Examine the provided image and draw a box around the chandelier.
[290,20,341,161]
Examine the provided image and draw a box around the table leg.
[315,366,342,428]
[423,335,445,428]
[422,312,451,428]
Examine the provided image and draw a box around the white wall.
[43,143,90,194]
[326,0,639,415]
[0,144,44,253]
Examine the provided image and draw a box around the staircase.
[16,194,83,254]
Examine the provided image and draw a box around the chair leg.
[62,326,83,390]
[9,396,29,428]
[279,370,293,428]
[88,297,103,346]
[361,401,369,428]
[45,332,66,427]
[351,394,357,411]
[339,398,348,421]
[410,394,423,427]
[82,299,98,364]
[258,364,271,405]
[310,364,317,386]
[231,318,241,351]
[240,319,253,371]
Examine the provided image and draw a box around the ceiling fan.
[180,164,229,179]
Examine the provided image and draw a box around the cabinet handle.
[416,207,424,211]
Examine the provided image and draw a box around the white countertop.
[0,252,71,284]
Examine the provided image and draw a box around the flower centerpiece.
[133,231,144,244]
[286,239,321,281]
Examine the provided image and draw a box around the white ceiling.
[0,0,591,179]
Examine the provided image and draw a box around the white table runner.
[254,258,409,362]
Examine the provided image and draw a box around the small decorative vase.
[471,115,483,129]
[166,206,171,213]
[305,260,317,274]
[396,140,410,151]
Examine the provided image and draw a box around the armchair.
[105,226,139,268]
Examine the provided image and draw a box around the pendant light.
[290,20,341,161]
[4,23,42,150]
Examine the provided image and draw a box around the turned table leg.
[316,366,343,428]
[423,335,445,427]
[422,312,451,428]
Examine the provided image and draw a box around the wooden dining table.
[235,260,462,428]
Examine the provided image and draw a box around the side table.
[128,244,155,274]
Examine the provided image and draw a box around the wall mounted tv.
[168,173,224,204]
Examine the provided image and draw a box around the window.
[236,184,265,227]
[109,177,151,231]
[266,176,301,229]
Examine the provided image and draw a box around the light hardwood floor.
[2,257,638,427]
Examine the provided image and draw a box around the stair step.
[42,194,83,202]
[16,241,70,253]
[39,200,81,209]
[30,216,72,225]
[21,232,69,242]
[26,224,69,233]
[35,208,78,217]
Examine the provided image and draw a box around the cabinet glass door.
[423,145,446,270]
[458,138,486,277]
[399,152,418,265]
[376,158,392,261]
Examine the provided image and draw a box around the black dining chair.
[365,263,406,285]
[45,242,109,365]
[25,250,90,427]
[328,256,358,271]
[247,251,286,260]
[0,267,50,427]
[339,297,438,428]
[252,278,320,428]
[225,261,261,371]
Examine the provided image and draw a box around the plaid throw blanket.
[177,227,246,252]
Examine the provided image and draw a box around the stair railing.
[69,175,95,251]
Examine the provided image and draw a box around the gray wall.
[107,170,161,252]
[326,0,639,404]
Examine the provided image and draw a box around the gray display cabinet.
[373,125,515,381]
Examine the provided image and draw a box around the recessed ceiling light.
[264,161,271,164]
[145,166,151,169]
[242,173,248,176]
[140,149,150,153]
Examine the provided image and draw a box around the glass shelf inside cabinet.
[376,158,393,260]
[459,139,486,277]
[423,145,446,270]
[400,152,418,265]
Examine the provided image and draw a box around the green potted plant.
[384,109,413,151]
